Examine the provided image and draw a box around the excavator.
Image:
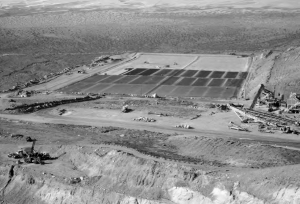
[249,84,278,111]
[7,137,51,164]
[121,105,130,113]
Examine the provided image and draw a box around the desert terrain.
[1,1,300,204]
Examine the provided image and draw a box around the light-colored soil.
[1,102,300,142]
[187,55,250,71]
[108,53,250,73]
[112,53,197,70]
[2,4,300,203]
[1,94,300,203]
[25,54,137,91]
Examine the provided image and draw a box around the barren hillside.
[1,11,300,90]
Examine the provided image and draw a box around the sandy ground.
[2,94,300,203]
[1,107,300,145]
[187,56,250,72]
[113,53,250,72]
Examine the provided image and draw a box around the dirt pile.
[4,95,101,114]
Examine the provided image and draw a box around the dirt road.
[1,111,300,149]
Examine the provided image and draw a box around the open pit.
[2,2,300,203]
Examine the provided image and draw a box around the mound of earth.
[1,145,300,204]
[169,136,300,168]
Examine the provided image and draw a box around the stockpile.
[4,95,101,113]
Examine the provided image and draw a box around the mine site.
[1,0,300,204]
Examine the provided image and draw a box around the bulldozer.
[7,137,50,164]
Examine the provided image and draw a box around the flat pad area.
[210,71,225,78]
[180,70,198,77]
[176,78,197,86]
[58,53,249,98]
[81,75,110,83]
[99,84,157,95]
[160,77,181,85]
[187,55,249,71]
[100,75,125,83]
[208,79,226,87]
[192,78,211,86]
[113,75,140,84]
[59,73,246,98]
[150,85,237,98]
[115,54,197,70]
[125,68,147,75]
[83,83,113,93]
[224,72,239,78]
[139,69,160,76]
[224,79,245,87]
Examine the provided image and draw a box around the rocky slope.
[246,46,300,99]
[1,145,300,204]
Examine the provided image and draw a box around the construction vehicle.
[228,121,250,132]
[7,137,51,164]
[121,105,130,113]
[250,84,281,112]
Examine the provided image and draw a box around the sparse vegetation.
[1,10,300,90]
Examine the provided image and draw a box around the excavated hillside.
[1,117,300,204]
[246,47,300,99]
[1,146,300,204]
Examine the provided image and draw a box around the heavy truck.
[7,137,51,164]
